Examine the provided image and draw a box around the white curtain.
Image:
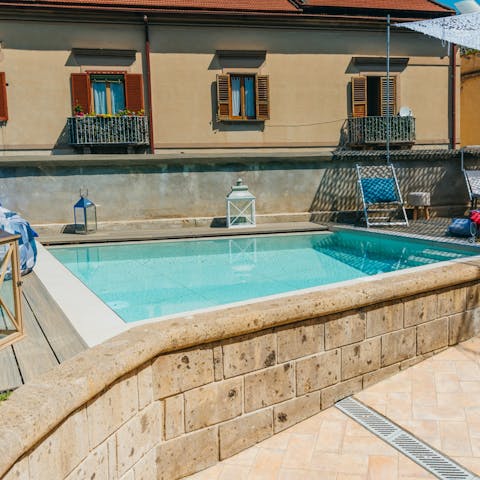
[244,77,255,117]
[231,76,241,116]
[92,82,107,114]
[110,82,125,114]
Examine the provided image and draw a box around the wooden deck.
[0,272,87,392]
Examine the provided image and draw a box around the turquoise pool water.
[50,231,477,323]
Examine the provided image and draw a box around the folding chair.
[461,150,480,209]
[356,164,409,228]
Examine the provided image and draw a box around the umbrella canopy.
[395,12,480,50]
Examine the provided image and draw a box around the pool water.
[50,231,477,323]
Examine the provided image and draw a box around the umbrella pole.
[386,13,391,164]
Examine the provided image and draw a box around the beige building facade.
[0,7,457,156]
[461,52,480,147]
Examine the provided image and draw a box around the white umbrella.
[395,11,480,50]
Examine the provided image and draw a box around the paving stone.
[417,317,449,354]
[137,362,154,411]
[152,347,214,399]
[2,456,28,480]
[296,349,340,395]
[244,363,295,412]
[277,319,324,362]
[437,286,466,317]
[65,442,108,480]
[381,328,416,367]
[273,392,321,433]
[324,311,365,350]
[219,409,273,459]
[213,346,224,381]
[466,283,480,310]
[321,377,363,409]
[366,302,403,338]
[29,408,89,480]
[107,435,117,480]
[87,373,139,449]
[449,310,480,345]
[185,378,242,432]
[342,338,381,381]
[363,364,401,389]
[116,401,162,477]
[404,293,437,327]
[156,427,218,480]
[223,331,276,378]
[133,448,157,480]
[165,394,185,440]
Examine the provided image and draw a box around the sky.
[436,0,479,10]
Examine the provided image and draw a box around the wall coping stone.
[1,255,480,476]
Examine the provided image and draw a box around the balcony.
[67,115,149,147]
[347,116,415,148]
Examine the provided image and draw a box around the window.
[71,73,144,115]
[351,75,397,118]
[90,74,125,114]
[217,73,270,121]
[0,72,8,122]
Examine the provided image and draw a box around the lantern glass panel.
[85,205,97,233]
[74,206,86,234]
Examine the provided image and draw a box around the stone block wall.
[4,279,480,480]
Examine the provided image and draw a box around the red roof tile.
[301,0,451,12]
[31,0,299,11]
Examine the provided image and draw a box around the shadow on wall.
[308,154,470,223]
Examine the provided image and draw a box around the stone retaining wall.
[2,258,480,479]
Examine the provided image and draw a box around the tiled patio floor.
[188,336,480,479]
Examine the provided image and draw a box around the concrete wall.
[0,17,455,154]
[461,53,480,147]
[1,255,480,479]
[0,154,470,225]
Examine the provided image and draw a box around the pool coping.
[3,235,480,477]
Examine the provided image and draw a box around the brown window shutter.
[216,74,230,121]
[380,76,397,116]
[255,75,270,121]
[71,73,91,115]
[0,72,8,121]
[125,74,144,113]
[351,76,367,118]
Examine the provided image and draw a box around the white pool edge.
[34,241,128,347]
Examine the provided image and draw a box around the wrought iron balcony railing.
[68,115,149,146]
[347,116,416,147]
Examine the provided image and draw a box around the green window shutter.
[255,75,270,120]
[351,76,367,118]
[216,74,230,121]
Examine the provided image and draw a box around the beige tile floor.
[187,336,480,479]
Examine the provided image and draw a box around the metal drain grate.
[336,397,479,480]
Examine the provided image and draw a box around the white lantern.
[226,179,256,228]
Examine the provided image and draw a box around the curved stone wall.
[1,256,480,479]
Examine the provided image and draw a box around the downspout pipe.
[451,43,457,150]
[144,14,155,154]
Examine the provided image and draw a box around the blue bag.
[448,218,476,237]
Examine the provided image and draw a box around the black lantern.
[73,189,97,234]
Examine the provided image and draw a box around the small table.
[408,192,431,221]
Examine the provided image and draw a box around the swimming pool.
[50,230,477,323]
